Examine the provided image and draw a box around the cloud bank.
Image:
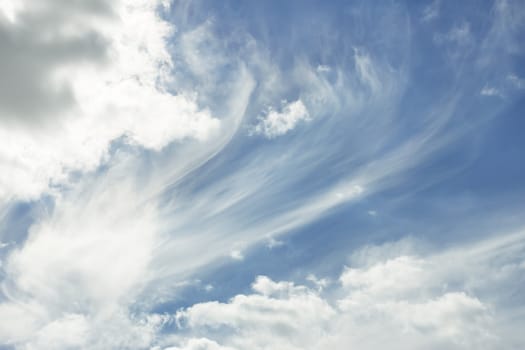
[161,230,525,350]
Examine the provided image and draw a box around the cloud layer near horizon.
[123,231,525,349]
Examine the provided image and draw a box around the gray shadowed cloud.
[0,0,112,125]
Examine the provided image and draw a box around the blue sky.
[0,0,524,349]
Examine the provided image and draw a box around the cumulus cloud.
[253,100,310,138]
[164,231,525,350]
[173,275,335,349]
[0,0,220,202]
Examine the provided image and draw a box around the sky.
[0,0,524,349]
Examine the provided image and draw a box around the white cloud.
[173,275,335,350]
[0,176,162,346]
[0,4,256,337]
[165,231,525,350]
[230,250,244,261]
[0,0,23,23]
[0,0,220,202]
[266,236,285,249]
[253,100,310,138]
[316,64,331,73]
[28,314,89,349]
[354,49,381,93]
[0,2,522,349]
[163,338,236,350]
[481,86,502,97]
[339,255,430,298]
[179,20,229,79]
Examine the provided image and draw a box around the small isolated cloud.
[253,100,310,138]
[266,237,285,249]
[230,250,244,261]
[316,64,331,73]
[335,184,364,200]
[367,210,377,216]
[480,86,502,97]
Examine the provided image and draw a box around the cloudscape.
[1,0,525,349]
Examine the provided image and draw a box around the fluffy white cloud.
[172,275,335,350]
[163,231,525,350]
[253,100,310,138]
[0,0,220,202]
